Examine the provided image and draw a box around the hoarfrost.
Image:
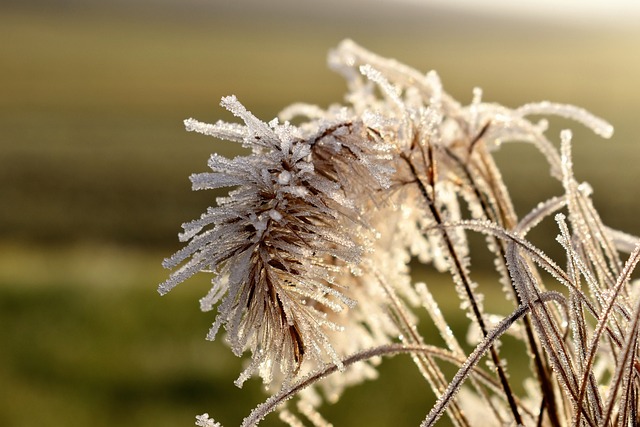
[160,39,638,427]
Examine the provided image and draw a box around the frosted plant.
[159,95,395,387]
[160,40,640,427]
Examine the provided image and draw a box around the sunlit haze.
[395,0,640,26]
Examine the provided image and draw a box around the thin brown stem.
[402,152,523,425]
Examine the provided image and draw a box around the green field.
[1,3,639,426]
[0,243,529,427]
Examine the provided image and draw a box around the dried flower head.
[160,95,393,386]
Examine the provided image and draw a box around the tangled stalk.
[160,40,640,427]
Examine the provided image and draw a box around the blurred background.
[1,1,639,426]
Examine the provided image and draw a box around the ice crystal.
[196,413,222,427]
[160,39,640,427]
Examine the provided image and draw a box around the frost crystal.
[195,413,222,427]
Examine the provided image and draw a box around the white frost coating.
[268,210,283,221]
[220,95,279,143]
[468,87,483,130]
[190,172,243,191]
[359,64,404,110]
[277,170,292,185]
[577,181,593,196]
[424,70,442,105]
[471,87,483,105]
[516,101,614,138]
[605,227,640,253]
[288,186,308,197]
[195,413,222,427]
[184,118,249,144]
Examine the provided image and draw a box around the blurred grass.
[0,243,476,427]
[0,243,527,427]
[0,243,257,426]
[1,2,639,426]
[2,5,639,245]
